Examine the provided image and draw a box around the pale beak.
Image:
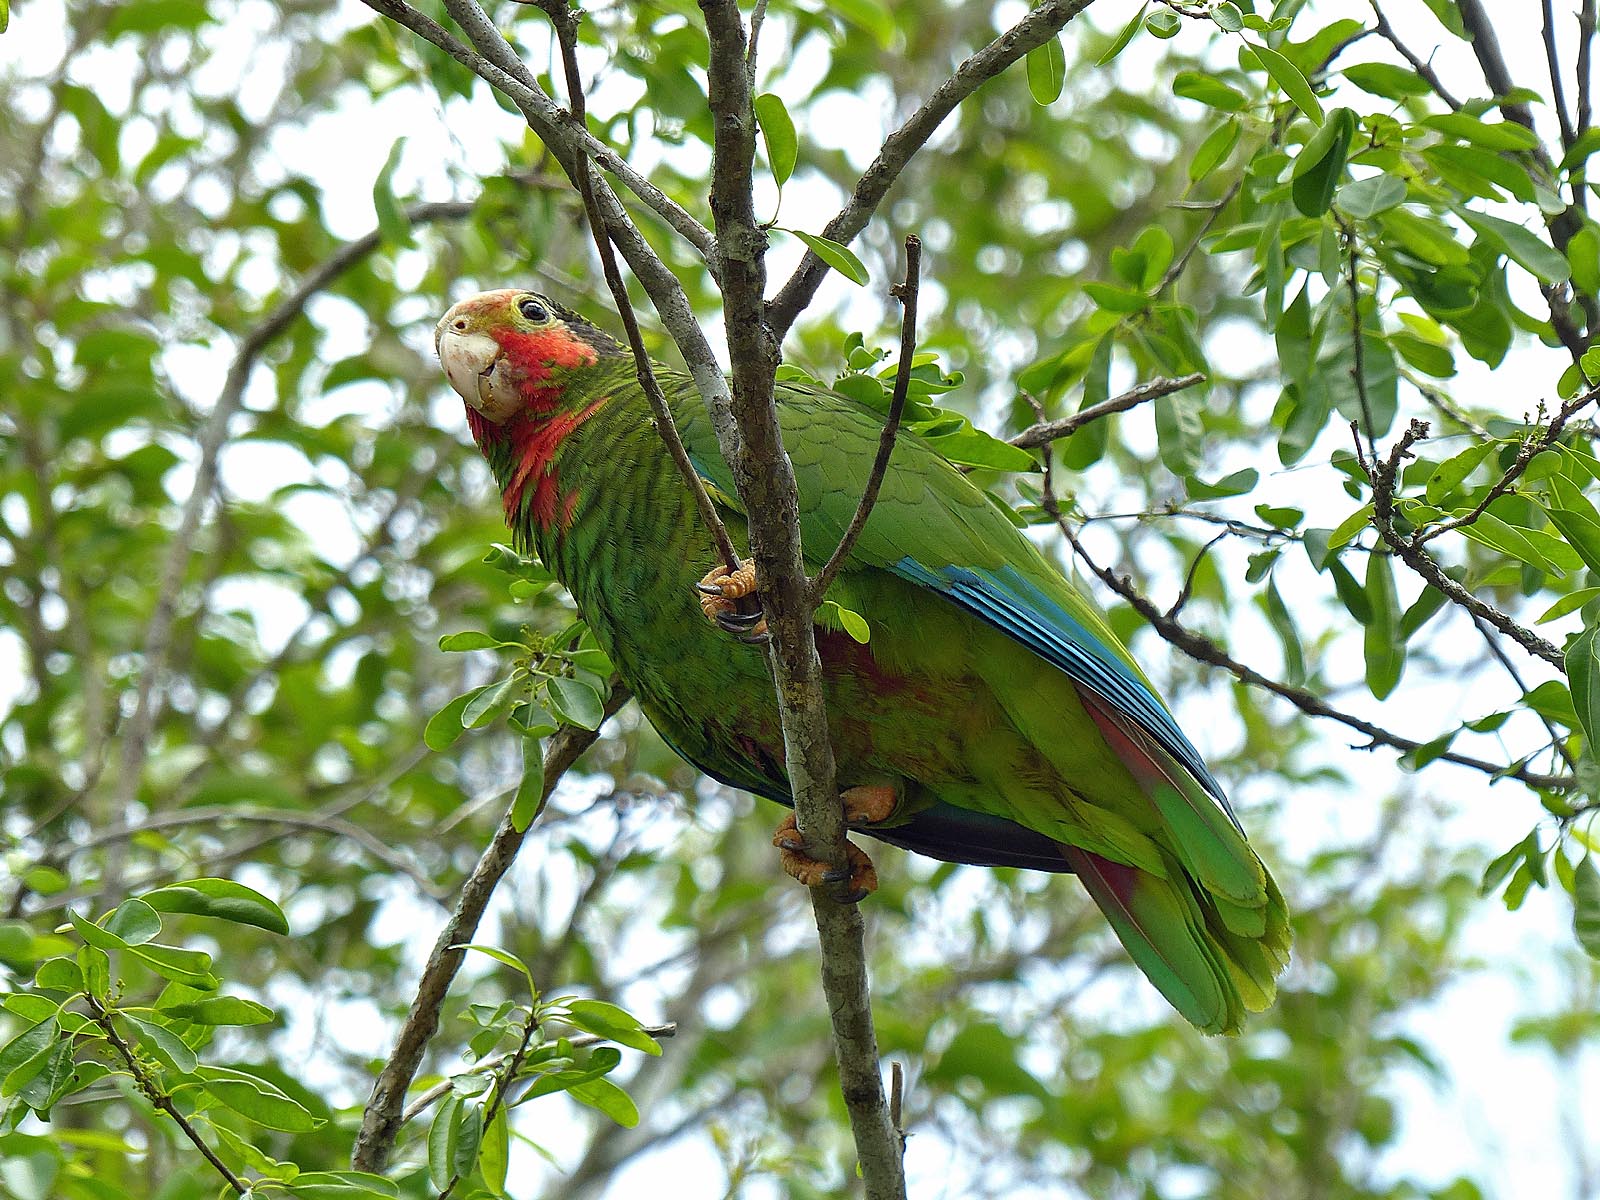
[436,326,519,423]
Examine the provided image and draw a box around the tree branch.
[1357,420,1566,668]
[766,0,1094,336]
[1413,385,1600,546]
[352,680,630,1173]
[1009,372,1206,450]
[85,995,248,1195]
[1454,0,1596,357]
[810,235,921,605]
[1040,477,1572,792]
[1543,0,1579,150]
[1366,1,1462,111]
[362,0,715,261]
[537,0,742,572]
[1581,0,1597,139]
[700,2,904,1194]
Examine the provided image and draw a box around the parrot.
[434,287,1289,1034]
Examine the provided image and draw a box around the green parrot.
[435,287,1289,1034]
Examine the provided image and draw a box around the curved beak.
[437,326,518,423]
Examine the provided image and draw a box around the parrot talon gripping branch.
[435,287,1291,1035]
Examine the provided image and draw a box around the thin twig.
[1167,531,1229,621]
[352,681,630,1174]
[701,0,905,1193]
[810,235,921,605]
[1341,223,1379,466]
[1009,373,1207,450]
[1035,442,1570,790]
[537,0,742,572]
[1414,385,1600,546]
[400,1024,679,1126]
[85,995,248,1195]
[1366,1,1463,111]
[1470,613,1576,771]
[67,805,448,903]
[1543,0,1578,150]
[1358,421,1566,667]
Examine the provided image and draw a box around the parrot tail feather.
[1061,845,1288,1036]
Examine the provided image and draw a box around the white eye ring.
[518,297,549,323]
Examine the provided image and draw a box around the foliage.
[3,0,1600,1196]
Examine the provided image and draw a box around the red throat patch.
[499,397,609,530]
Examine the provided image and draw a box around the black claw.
[695,582,727,596]
[736,631,771,646]
[715,609,766,631]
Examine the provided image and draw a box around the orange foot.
[696,562,768,641]
[771,786,897,902]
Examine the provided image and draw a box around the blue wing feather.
[892,558,1240,829]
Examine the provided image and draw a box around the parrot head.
[435,288,623,426]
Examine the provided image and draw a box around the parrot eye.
[518,297,550,324]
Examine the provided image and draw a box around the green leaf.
[0,1021,56,1097]
[1189,118,1242,181]
[783,229,869,285]
[1246,41,1324,123]
[1210,1,1243,32]
[105,899,161,946]
[0,0,9,33]
[1363,552,1404,699]
[1025,35,1065,105]
[1327,503,1373,550]
[1342,62,1430,100]
[480,1102,510,1195]
[1423,112,1540,152]
[464,673,523,728]
[511,734,546,832]
[547,676,605,730]
[1560,126,1600,172]
[925,427,1038,472]
[1456,207,1572,285]
[198,1065,324,1130]
[1544,505,1600,576]
[564,999,664,1055]
[126,943,220,990]
[1185,468,1258,499]
[1145,9,1180,39]
[438,631,501,652]
[567,1076,639,1127]
[454,943,538,997]
[1172,71,1247,112]
[425,684,492,751]
[1537,587,1600,624]
[1097,1,1147,64]
[124,1014,199,1075]
[1336,174,1406,219]
[66,908,128,952]
[373,138,411,245]
[1565,620,1600,747]
[141,879,289,935]
[1424,441,1495,505]
[1291,108,1355,216]
[754,92,798,186]
[1482,832,1536,897]
[429,1093,464,1191]
[161,996,276,1026]
[1574,857,1600,958]
[1329,558,1373,624]
[819,599,871,643]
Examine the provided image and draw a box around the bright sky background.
[4,0,1599,1196]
